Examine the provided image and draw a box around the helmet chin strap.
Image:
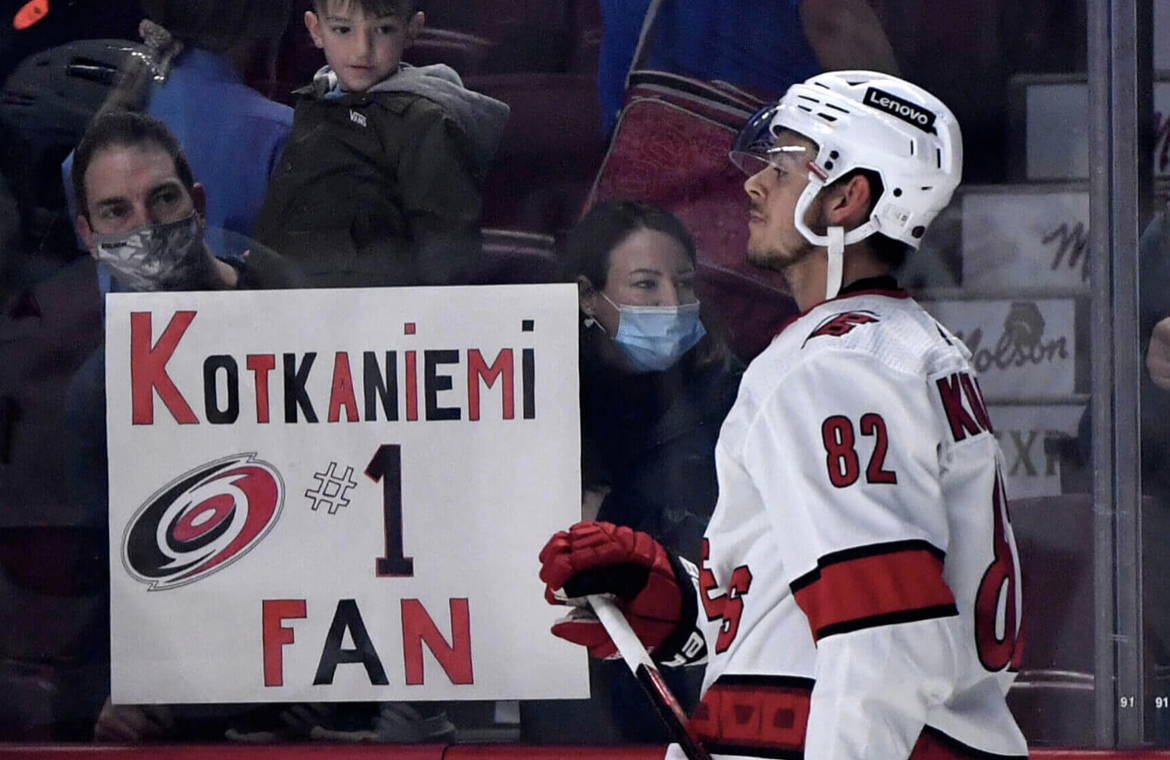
[825,226,845,301]
[792,180,880,303]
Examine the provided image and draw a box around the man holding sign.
[65,111,301,741]
[68,111,302,557]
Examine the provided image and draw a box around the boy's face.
[305,0,424,93]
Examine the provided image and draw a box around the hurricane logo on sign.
[122,454,284,590]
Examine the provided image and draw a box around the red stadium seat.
[567,0,603,74]
[470,73,606,234]
[472,229,560,285]
[405,28,495,76]
[422,0,574,74]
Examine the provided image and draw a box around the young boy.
[253,0,510,287]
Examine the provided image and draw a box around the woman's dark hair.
[560,197,698,288]
[561,197,734,368]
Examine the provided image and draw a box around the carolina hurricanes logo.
[122,454,284,590]
[805,311,880,344]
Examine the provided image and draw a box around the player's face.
[742,131,821,272]
[77,144,201,241]
[306,0,422,93]
[584,228,697,336]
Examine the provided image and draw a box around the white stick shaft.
[585,594,713,760]
[586,594,655,674]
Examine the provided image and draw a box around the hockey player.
[539,70,1028,760]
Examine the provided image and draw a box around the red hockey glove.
[539,521,686,659]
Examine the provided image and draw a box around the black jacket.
[580,335,743,561]
[253,64,509,287]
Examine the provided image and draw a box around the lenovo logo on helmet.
[864,87,937,134]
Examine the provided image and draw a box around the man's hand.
[94,697,174,742]
[1148,317,1170,391]
[539,521,684,658]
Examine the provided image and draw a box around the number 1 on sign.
[366,444,414,577]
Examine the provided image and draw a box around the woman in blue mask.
[566,197,742,556]
[533,197,743,744]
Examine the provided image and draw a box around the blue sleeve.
[60,150,87,254]
[597,0,653,135]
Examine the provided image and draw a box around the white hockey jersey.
[666,280,1028,760]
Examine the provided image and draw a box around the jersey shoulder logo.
[804,310,880,345]
[122,453,284,590]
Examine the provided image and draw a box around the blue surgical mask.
[602,293,706,372]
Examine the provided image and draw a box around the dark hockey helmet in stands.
[0,38,143,245]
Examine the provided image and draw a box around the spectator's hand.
[1148,317,1170,391]
[94,697,174,742]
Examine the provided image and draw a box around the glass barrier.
[0,0,1158,754]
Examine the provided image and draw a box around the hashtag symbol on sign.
[305,463,358,515]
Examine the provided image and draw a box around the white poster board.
[987,404,1086,501]
[921,299,1077,400]
[104,285,588,704]
[959,187,1090,290]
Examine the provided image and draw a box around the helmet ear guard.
[731,70,963,299]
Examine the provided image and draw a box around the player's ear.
[305,11,324,48]
[825,173,873,229]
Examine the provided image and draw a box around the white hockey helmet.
[730,70,963,298]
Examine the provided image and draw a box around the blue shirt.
[597,0,820,134]
[63,47,293,287]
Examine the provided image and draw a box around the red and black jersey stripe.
[686,675,1024,759]
[790,539,958,642]
[688,674,814,760]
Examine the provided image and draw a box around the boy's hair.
[72,112,196,217]
[311,0,423,17]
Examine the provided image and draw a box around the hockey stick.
[587,594,712,760]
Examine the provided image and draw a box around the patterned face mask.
[90,212,213,292]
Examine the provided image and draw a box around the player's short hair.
[72,112,196,218]
[141,0,292,54]
[311,0,423,18]
[560,197,697,290]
